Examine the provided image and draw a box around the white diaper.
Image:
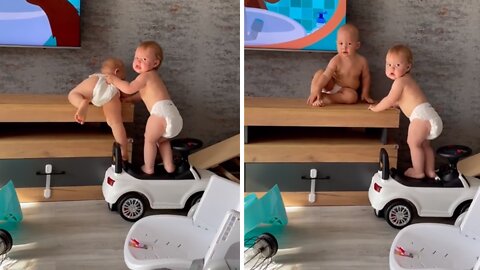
[90,74,118,107]
[409,102,443,140]
[150,100,183,138]
[322,83,342,94]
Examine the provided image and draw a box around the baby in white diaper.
[369,44,443,179]
[107,41,183,174]
[68,57,129,160]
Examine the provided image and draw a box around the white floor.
[2,200,185,270]
[2,201,455,270]
[245,206,454,270]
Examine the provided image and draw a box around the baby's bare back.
[332,54,366,90]
[139,72,171,111]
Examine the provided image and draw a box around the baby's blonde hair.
[388,44,413,64]
[138,41,164,69]
[103,57,126,79]
[338,23,360,41]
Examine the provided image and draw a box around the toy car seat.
[389,183,480,269]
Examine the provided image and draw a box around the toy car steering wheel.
[171,138,203,153]
[437,145,472,170]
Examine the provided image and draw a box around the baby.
[307,23,373,107]
[68,58,129,160]
[106,41,183,175]
[369,44,443,179]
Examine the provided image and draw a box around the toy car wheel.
[374,209,384,218]
[0,229,13,256]
[107,202,117,212]
[185,192,203,211]
[385,201,413,229]
[455,201,471,218]
[118,194,146,222]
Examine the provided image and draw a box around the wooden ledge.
[247,191,370,206]
[245,127,398,164]
[16,185,103,202]
[0,94,134,122]
[0,126,116,158]
[245,96,400,128]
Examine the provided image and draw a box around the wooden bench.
[0,94,133,158]
[244,96,400,206]
[0,94,134,202]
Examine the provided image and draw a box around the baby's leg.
[142,115,167,174]
[157,138,175,173]
[322,88,358,105]
[405,119,431,179]
[68,89,91,124]
[309,69,335,107]
[422,140,436,178]
[102,95,128,161]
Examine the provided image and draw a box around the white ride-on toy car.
[369,145,480,229]
[102,138,217,222]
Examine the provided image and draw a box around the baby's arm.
[369,80,403,112]
[107,73,147,95]
[120,92,142,103]
[307,57,337,105]
[360,59,374,104]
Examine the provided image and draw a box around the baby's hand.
[105,74,115,84]
[361,95,375,104]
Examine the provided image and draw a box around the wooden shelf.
[245,96,400,128]
[0,126,115,158]
[245,127,398,165]
[0,94,134,123]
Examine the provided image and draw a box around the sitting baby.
[68,57,129,160]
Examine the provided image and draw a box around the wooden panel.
[0,94,134,122]
[458,153,480,177]
[16,185,103,202]
[248,191,370,206]
[189,134,240,169]
[245,97,400,128]
[245,129,398,165]
[0,130,115,158]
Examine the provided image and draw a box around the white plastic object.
[44,164,52,199]
[308,169,317,203]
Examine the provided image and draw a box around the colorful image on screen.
[244,0,346,51]
[0,0,81,48]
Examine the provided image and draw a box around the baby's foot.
[312,100,324,107]
[164,163,175,174]
[141,165,154,175]
[426,171,437,179]
[75,104,88,124]
[404,168,425,179]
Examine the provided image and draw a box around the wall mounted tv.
[0,0,81,48]
[244,0,346,52]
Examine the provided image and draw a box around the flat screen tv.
[0,0,81,48]
[244,0,346,52]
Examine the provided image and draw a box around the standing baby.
[107,41,183,175]
[369,45,443,179]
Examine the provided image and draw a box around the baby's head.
[336,23,360,57]
[101,58,126,79]
[385,44,413,80]
[133,41,164,73]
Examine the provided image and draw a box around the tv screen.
[0,0,81,48]
[245,0,346,52]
